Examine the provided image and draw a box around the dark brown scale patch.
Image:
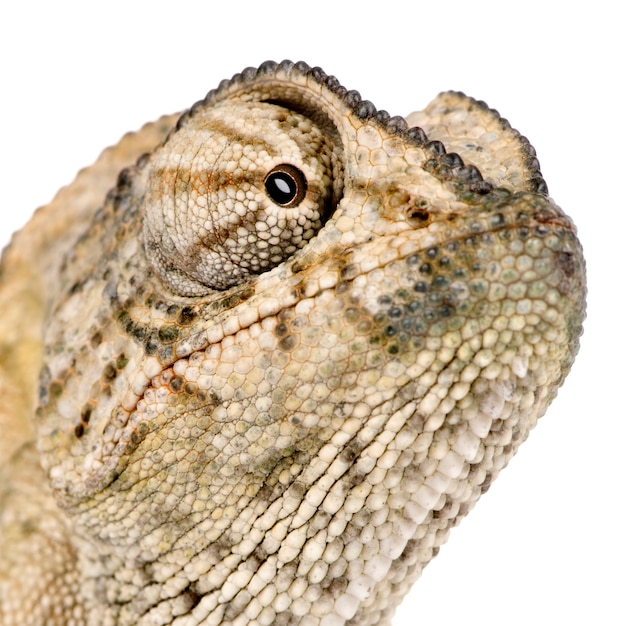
[557,250,577,277]
[347,469,367,489]
[157,345,174,363]
[116,353,129,370]
[130,430,142,446]
[339,440,363,465]
[178,306,197,326]
[151,299,171,315]
[178,589,201,613]
[80,405,93,424]
[165,304,180,318]
[103,362,117,382]
[278,335,298,352]
[289,284,305,302]
[117,310,149,343]
[184,382,198,395]
[49,381,63,399]
[274,322,289,337]
[69,280,85,295]
[323,574,349,599]
[248,545,269,570]
[170,376,184,393]
[339,263,358,281]
[144,331,160,355]
[158,324,179,343]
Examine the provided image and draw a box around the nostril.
[407,206,431,225]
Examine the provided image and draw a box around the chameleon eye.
[142,101,343,295]
[264,164,307,207]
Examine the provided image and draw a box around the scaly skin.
[0,61,585,625]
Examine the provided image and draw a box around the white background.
[0,2,622,624]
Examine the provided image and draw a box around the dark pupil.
[265,172,298,204]
[264,164,306,207]
[266,172,297,204]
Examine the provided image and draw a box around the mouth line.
[134,205,578,372]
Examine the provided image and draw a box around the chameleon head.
[34,61,585,624]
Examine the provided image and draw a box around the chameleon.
[0,60,585,625]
